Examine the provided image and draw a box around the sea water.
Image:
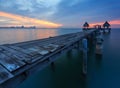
[0,28,120,88]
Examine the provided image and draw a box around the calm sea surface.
[0,28,120,88]
[0,28,82,44]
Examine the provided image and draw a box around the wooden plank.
[26,47,47,56]
[0,65,13,84]
[2,50,27,61]
[28,55,44,63]
[0,46,32,63]
[0,52,25,72]
[9,46,42,57]
[8,46,47,63]
[42,44,59,52]
[0,46,43,64]
[27,47,50,55]
[0,45,29,58]
[0,48,3,51]
[2,50,27,64]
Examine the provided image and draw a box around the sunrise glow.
[0,11,62,28]
[89,20,120,28]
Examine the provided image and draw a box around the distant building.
[102,21,111,33]
[103,21,111,29]
[83,22,89,29]
[94,25,101,29]
[21,25,24,28]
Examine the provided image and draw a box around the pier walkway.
[0,29,96,88]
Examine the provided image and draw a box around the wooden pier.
[0,29,97,88]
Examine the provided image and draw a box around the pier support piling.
[51,62,55,71]
[82,38,88,75]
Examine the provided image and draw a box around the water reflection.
[80,77,87,88]
[0,29,58,44]
[51,62,56,72]
[0,28,82,45]
[95,55,102,70]
[35,29,58,40]
[66,50,73,60]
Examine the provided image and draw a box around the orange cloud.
[0,11,62,28]
[90,22,103,27]
[109,20,120,25]
[89,20,120,28]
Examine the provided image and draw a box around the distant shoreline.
[0,27,82,29]
[0,26,36,29]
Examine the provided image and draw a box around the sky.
[0,0,120,28]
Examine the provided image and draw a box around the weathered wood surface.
[0,30,95,86]
[0,48,25,72]
[0,65,13,84]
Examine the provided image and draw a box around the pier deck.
[0,30,96,88]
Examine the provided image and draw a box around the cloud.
[0,11,62,28]
[89,20,120,28]
[50,0,120,27]
[0,0,61,19]
[0,0,120,28]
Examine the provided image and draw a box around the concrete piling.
[82,38,88,75]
